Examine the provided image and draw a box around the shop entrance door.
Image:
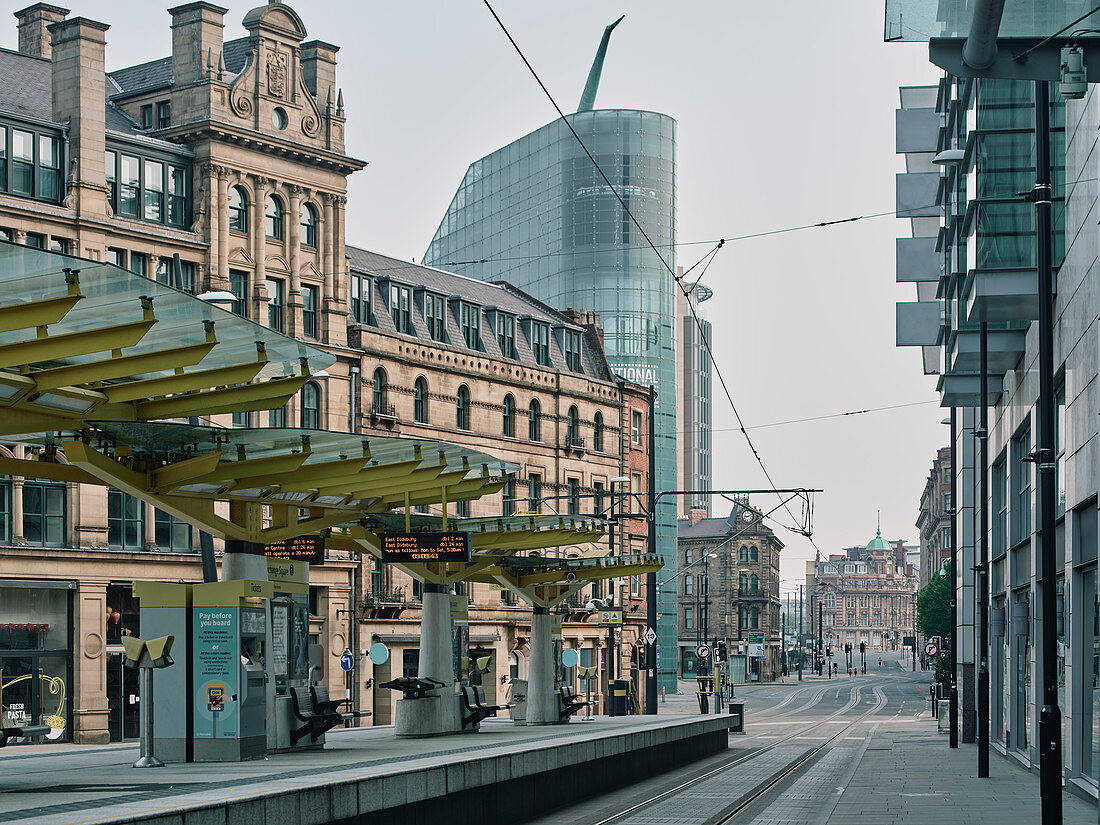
[106,652,140,741]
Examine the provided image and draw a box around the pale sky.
[0,1,945,596]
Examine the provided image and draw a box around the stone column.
[321,193,335,303]
[144,503,157,551]
[527,606,558,725]
[287,185,303,336]
[252,177,270,320]
[215,166,231,289]
[74,580,110,744]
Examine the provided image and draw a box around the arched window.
[749,573,759,592]
[229,186,248,232]
[749,546,759,563]
[456,385,470,431]
[750,607,760,629]
[265,195,284,240]
[593,411,604,452]
[503,393,516,438]
[414,377,428,423]
[739,605,747,628]
[372,367,387,415]
[300,382,320,429]
[528,398,541,441]
[567,405,579,447]
[300,202,318,248]
[739,571,749,592]
[739,545,749,562]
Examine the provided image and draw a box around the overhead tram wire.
[480,0,812,540]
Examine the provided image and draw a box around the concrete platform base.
[0,715,733,825]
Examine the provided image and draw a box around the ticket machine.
[191,579,272,762]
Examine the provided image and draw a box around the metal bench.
[0,725,50,747]
[461,685,511,729]
[558,685,590,720]
[289,685,368,746]
[379,676,445,700]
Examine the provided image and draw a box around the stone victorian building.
[805,529,919,657]
[0,1,653,744]
[916,446,951,589]
[676,499,783,682]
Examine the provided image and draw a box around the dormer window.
[390,284,412,334]
[563,329,583,372]
[425,293,447,342]
[460,302,482,350]
[497,312,517,358]
[531,321,551,366]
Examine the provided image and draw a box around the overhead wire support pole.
[950,407,959,749]
[977,320,990,778]
[1033,78,1063,825]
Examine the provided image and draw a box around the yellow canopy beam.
[135,374,309,419]
[234,455,373,491]
[0,292,83,334]
[31,338,218,392]
[103,359,266,404]
[0,455,102,485]
[151,451,225,492]
[199,451,310,484]
[0,315,156,370]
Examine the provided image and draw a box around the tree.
[916,561,953,642]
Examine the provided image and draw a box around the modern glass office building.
[423,107,679,690]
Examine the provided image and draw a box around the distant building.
[677,499,783,682]
[675,274,713,517]
[916,447,952,589]
[805,528,919,657]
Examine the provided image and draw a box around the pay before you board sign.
[193,606,238,739]
[380,532,471,563]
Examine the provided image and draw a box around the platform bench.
[559,685,590,720]
[290,686,369,746]
[379,676,445,700]
[461,685,512,729]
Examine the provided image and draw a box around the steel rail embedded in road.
[587,678,895,825]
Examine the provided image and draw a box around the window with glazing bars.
[425,293,446,342]
[302,285,318,338]
[564,329,583,372]
[229,270,249,318]
[1011,425,1032,545]
[351,274,373,324]
[105,148,188,226]
[497,313,516,358]
[390,284,412,333]
[0,126,61,203]
[461,302,482,350]
[266,278,285,332]
[531,321,551,366]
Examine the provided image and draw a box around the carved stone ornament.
[267,50,288,99]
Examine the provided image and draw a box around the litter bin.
[609,679,629,717]
[728,701,744,733]
[509,678,527,724]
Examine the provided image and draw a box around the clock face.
[741,510,754,523]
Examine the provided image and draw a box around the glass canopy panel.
[0,241,335,381]
[884,1,1100,42]
[361,512,605,534]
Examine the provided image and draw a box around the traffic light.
[637,644,646,667]
[859,641,866,654]
[826,645,833,657]
[716,641,728,662]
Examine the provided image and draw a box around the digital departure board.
[380,532,471,563]
[263,534,324,564]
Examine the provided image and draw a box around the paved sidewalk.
[827,724,1097,824]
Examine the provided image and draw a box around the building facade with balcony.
[0,2,656,744]
[916,446,952,589]
[894,66,1100,791]
[676,500,783,682]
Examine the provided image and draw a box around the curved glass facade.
[424,109,679,690]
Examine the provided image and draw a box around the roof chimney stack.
[14,3,68,59]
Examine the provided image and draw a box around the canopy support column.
[527,605,557,725]
[395,583,458,737]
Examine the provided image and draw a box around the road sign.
[340,648,354,672]
[696,644,711,660]
[644,627,657,645]
[924,642,939,658]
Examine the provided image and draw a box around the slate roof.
[0,47,169,140]
[346,246,614,381]
[108,37,252,96]
[677,505,781,545]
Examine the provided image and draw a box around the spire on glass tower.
[576,15,624,112]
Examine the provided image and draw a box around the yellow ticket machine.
[191,579,272,762]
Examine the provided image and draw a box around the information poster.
[193,606,238,739]
[271,604,289,676]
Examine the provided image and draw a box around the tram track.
[586,682,890,825]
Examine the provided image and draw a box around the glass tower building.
[423,107,679,690]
